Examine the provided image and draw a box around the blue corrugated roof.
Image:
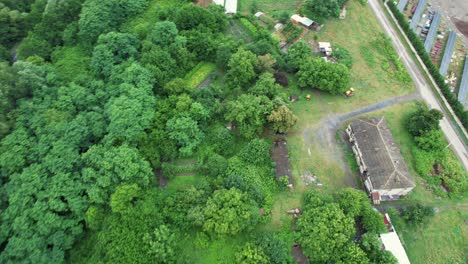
[439,31,457,77]
[424,12,441,52]
[397,0,409,12]
[410,0,427,31]
[457,56,468,108]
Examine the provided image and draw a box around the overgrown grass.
[184,62,216,89]
[239,0,302,14]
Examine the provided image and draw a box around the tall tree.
[226,48,258,89]
[267,105,298,133]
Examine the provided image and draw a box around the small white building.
[291,14,315,29]
[254,12,264,18]
[346,117,415,202]
[213,0,237,14]
[274,23,283,31]
[318,42,333,56]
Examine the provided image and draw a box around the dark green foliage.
[361,207,387,234]
[91,32,140,78]
[174,4,226,33]
[406,105,443,137]
[401,204,435,226]
[199,152,228,177]
[387,1,468,129]
[17,32,53,60]
[79,0,149,43]
[149,21,179,46]
[298,58,350,94]
[0,3,28,47]
[302,0,346,23]
[255,233,291,264]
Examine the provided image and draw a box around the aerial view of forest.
[0,0,466,263]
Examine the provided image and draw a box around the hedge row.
[387,1,468,129]
[240,18,258,36]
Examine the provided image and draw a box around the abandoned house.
[346,117,415,202]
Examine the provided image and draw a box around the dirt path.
[303,92,420,187]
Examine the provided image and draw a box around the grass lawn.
[239,0,303,15]
[184,62,216,89]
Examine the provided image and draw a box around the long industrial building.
[424,12,441,52]
[439,31,457,77]
[457,56,468,109]
[410,0,427,31]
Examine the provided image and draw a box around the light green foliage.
[268,105,298,133]
[361,207,387,234]
[297,58,350,95]
[166,116,204,156]
[85,206,104,230]
[257,54,276,73]
[143,225,177,263]
[297,202,355,262]
[278,176,290,189]
[336,188,369,218]
[372,34,411,84]
[202,188,260,235]
[240,18,258,36]
[249,72,281,99]
[226,48,258,89]
[235,243,270,264]
[225,94,273,138]
[184,62,216,89]
[239,138,272,166]
[332,45,353,68]
[414,129,446,153]
[110,184,141,214]
[340,243,370,264]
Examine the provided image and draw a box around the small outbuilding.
[318,42,333,56]
[346,117,415,202]
[274,23,283,31]
[291,14,315,29]
[254,11,264,18]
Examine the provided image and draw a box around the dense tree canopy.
[298,58,350,94]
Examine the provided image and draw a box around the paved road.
[368,0,468,171]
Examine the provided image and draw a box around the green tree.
[414,129,446,152]
[407,106,443,137]
[226,48,258,89]
[166,116,204,156]
[339,243,370,264]
[225,94,273,138]
[91,32,140,78]
[361,207,387,233]
[143,225,177,263]
[287,40,312,71]
[401,203,434,226]
[110,184,141,214]
[255,233,291,264]
[360,232,398,264]
[302,0,346,23]
[149,21,178,46]
[332,45,353,68]
[336,188,369,218]
[267,105,298,133]
[236,243,270,264]
[297,202,354,262]
[82,144,152,204]
[203,188,260,235]
[298,58,350,95]
[249,72,281,99]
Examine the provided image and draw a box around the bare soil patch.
[453,18,468,39]
[197,0,213,8]
[271,139,293,184]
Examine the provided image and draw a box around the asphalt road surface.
[368,0,468,171]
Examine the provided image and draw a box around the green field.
[239,0,303,14]
[184,62,216,89]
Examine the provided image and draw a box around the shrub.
[401,204,434,226]
[240,18,258,36]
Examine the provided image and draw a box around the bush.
[240,18,258,36]
[401,204,434,226]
